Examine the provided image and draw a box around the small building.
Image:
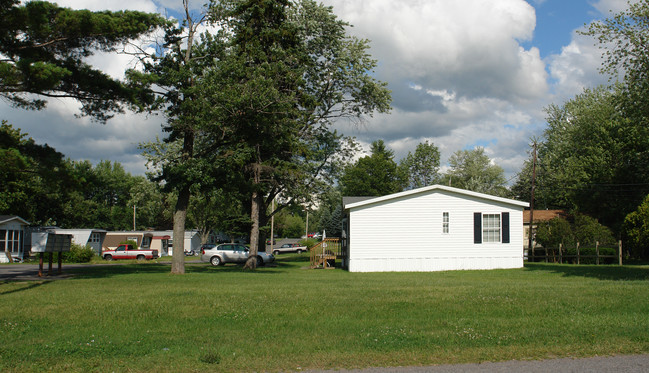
[49,229,107,255]
[0,215,30,263]
[150,230,203,255]
[103,230,202,256]
[342,185,529,272]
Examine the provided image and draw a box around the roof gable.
[0,215,30,225]
[344,185,529,210]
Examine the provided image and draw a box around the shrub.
[299,238,319,248]
[55,244,96,263]
[573,214,616,247]
[535,213,615,250]
[622,194,649,260]
[535,217,574,248]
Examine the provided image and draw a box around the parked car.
[266,238,276,245]
[200,243,274,267]
[272,243,307,255]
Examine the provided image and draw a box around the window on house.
[89,233,100,243]
[0,229,6,251]
[483,214,501,243]
[442,212,449,234]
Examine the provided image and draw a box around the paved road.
[0,263,93,281]
[310,354,649,373]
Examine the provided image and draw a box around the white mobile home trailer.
[343,185,528,272]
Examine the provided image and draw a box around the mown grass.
[1,256,648,372]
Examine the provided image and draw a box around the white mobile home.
[0,215,29,263]
[50,229,107,255]
[342,185,529,272]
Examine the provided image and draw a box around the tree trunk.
[244,189,262,270]
[171,128,194,274]
[244,163,263,270]
[171,184,190,274]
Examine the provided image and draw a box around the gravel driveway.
[309,354,649,373]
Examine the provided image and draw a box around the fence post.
[559,243,563,264]
[576,242,580,265]
[596,241,600,265]
[619,240,623,266]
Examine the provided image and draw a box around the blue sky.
[0,0,634,182]
[525,0,598,57]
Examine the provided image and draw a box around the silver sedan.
[200,243,275,266]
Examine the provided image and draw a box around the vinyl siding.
[347,189,524,272]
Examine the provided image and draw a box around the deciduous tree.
[0,121,72,224]
[399,140,441,190]
[341,140,403,197]
[442,147,507,196]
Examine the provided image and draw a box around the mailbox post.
[31,233,72,276]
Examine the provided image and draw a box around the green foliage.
[0,0,167,121]
[535,214,615,251]
[583,0,649,130]
[274,212,305,238]
[54,243,95,263]
[132,0,390,264]
[341,140,403,196]
[622,194,649,260]
[119,240,138,250]
[0,122,172,229]
[442,147,507,196]
[513,86,649,232]
[0,122,74,225]
[320,205,343,238]
[535,217,575,249]
[573,214,616,247]
[61,160,169,230]
[563,2,649,231]
[299,237,319,247]
[399,140,441,189]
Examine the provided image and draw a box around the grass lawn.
[1,256,648,372]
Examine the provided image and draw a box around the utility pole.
[528,140,537,262]
[270,199,275,252]
[133,205,137,231]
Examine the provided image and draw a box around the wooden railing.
[527,241,623,265]
[310,238,341,269]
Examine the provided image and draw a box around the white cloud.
[324,0,545,103]
[323,0,550,180]
[546,32,610,102]
[4,0,624,182]
[592,0,632,15]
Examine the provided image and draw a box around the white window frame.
[89,233,101,243]
[442,212,449,234]
[483,214,501,243]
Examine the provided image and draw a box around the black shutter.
[474,213,482,244]
[502,212,510,243]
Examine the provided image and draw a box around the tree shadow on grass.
[66,262,286,279]
[0,280,52,295]
[525,262,649,281]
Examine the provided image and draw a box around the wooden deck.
[310,238,341,269]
